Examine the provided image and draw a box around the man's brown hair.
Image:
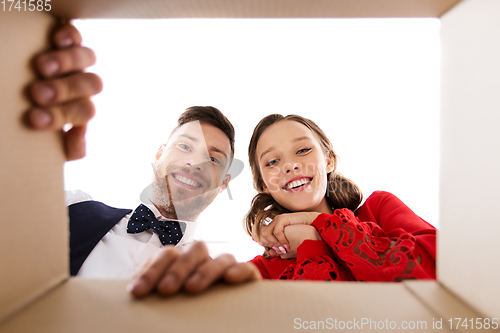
[176,106,235,158]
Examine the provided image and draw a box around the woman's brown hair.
[244,114,363,237]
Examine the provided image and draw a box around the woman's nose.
[285,164,300,174]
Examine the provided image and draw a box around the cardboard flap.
[49,0,461,19]
[0,279,450,333]
[0,11,66,324]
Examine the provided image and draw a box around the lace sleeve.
[248,240,354,281]
[279,240,355,281]
[311,209,436,282]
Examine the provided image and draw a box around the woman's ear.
[325,152,335,174]
[261,179,270,194]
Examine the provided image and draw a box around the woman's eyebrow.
[292,136,311,143]
[259,137,312,160]
[260,146,275,161]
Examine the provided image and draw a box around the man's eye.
[178,143,191,151]
[210,157,221,165]
[297,148,312,154]
[266,159,278,167]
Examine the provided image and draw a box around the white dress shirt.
[65,190,196,279]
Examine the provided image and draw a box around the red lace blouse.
[249,191,436,282]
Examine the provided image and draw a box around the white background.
[65,18,440,261]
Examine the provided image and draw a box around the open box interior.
[1,0,500,331]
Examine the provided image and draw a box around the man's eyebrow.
[178,134,198,142]
[209,146,228,159]
[259,136,312,161]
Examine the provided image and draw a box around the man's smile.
[171,172,203,189]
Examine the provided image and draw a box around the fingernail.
[279,246,286,254]
[59,36,73,47]
[35,84,55,103]
[44,59,59,76]
[30,108,52,128]
[272,246,280,253]
[284,245,290,251]
[127,277,147,293]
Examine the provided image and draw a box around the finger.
[53,24,82,48]
[35,47,96,78]
[261,233,281,250]
[266,249,279,258]
[183,253,237,293]
[64,125,87,161]
[223,262,262,284]
[251,224,263,246]
[29,72,103,106]
[156,241,210,296]
[272,217,290,248]
[27,98,95,130]
[273,223,289,248]
[128,245,179,298]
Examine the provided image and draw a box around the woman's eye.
[297,148,312,154]
[266,159,278,167]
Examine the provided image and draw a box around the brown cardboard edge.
[48,0,462,19]
[438,0,463,17]
[0,278,67,328]
[403,281,500,332]
[0,9,68,324]
[0,278,453,333]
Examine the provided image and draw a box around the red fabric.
[249,191,436,282]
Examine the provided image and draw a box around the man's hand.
[128,241,261,297]
[26,23,102,160]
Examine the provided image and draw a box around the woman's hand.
[252,211,321,253]
[267,225,322,259]
[26,23,102,161]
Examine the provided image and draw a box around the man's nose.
[185,154,208,171]
[186,161,205,171]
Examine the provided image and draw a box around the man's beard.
[151,166,218,221]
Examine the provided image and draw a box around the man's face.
[152,121,232,221]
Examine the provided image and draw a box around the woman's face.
[255,120,335,214]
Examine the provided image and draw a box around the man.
[27,23,260,296]
[68,106,234,278]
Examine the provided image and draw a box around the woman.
[244,114,436,282]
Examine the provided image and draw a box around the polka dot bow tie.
[127,204,185,246]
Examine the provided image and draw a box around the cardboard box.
[1,0,499,331]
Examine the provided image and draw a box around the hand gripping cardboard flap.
[3,0,500,332]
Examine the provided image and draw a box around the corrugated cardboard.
[2,0,500,332]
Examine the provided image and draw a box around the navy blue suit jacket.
[68,201,132,276]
